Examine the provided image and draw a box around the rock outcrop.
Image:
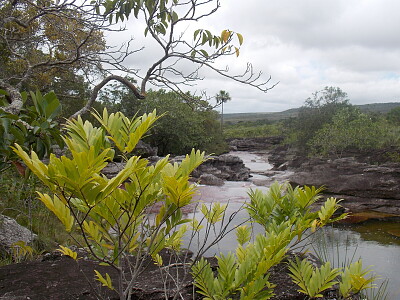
[288,157,400,216]
[228,137,283,151]
[198,174,225,186]
[0,250,323,300]
[190,154,250,182]
[0,215,37,252]
[102,154,251,183]
[290,158,400,199]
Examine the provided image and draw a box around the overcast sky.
[108,0,400,113]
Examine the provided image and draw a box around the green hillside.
[224,102,400,123]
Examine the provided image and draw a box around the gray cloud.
[107,0,400,113]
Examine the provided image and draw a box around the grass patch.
[0,169,74,256]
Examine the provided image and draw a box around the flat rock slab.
[0,249,200,300]
[0,252,345,300]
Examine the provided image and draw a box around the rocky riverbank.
[103,153,251,185]
[266,143,400,221]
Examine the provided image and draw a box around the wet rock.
[338,211,400,224]
[228,137,283,151]
[192,154,251,182]
[288,157,400,215]
[102,154,250,182]
[0,215,36,252]
[199,174,224,186]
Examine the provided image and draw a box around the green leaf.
[171,11,178,22]
[202,32,208,45]
[194,29,201,40]
[200,49,209,57]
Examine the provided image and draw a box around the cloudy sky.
[108,0,400,113]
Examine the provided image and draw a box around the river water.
[187,151,400,299]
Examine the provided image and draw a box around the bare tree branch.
[70,75,145,119]
[1,0,277,119]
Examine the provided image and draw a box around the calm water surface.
[187,151,400,299]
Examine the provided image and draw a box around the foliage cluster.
[277,86,400,158]
[13,108,207,299]
[284,86,353,152]
[0,90,63,174]
[0,0,106,98]
[191,183,375,299]
[308,107,400,158]
[100,86,227,155]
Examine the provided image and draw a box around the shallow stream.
[188,151,400,299]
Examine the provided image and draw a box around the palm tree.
[216,90,231,130]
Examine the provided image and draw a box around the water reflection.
[311,225,400,299]
[183,202,400,299]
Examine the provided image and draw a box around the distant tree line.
[226,86,400,160]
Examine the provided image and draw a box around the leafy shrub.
[224,121,282,139]
[308,108,400,157]
[191,183,349,299]
[286,87,353,152]
[13,108,206,300]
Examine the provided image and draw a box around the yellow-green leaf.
[235,47,240,57]
[94,270,114,290]
[221,29,230,43]
[57,245,78,260]
[236,32,244,45]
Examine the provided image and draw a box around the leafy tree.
[0,0,114,115]
[287,86,354,152]
[66,0,276,118]
[216,90,231,130]
[2,0,276,120]
[304,86,349,108]
[99,87,226,155]
[141,90,226,155]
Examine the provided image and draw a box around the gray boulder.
[192,154,251,182]
[199,174,224,186]
[0,215,36,251]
